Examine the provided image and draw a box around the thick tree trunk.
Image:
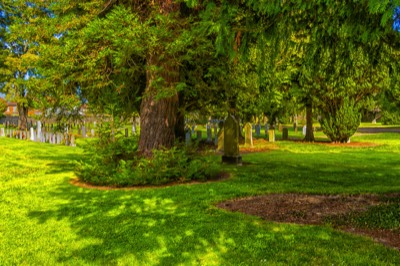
[17,104,28,131]
[304,103,314,142]
[138,0,180,156]
[138,54,179,156]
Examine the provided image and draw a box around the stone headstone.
[244,123,253,147]
[0,128,4,137]
[282,128,289,140]
[302,125,307,136]
[37,121,42,136]
[30,127,35,141]
[268,129,275,142]
[222,115,242,164]
[57,133,62,144]
[132,124,136,135]
[206,124,212,142]
[19,131,23,140]
[255,124,261,137]
[91,129,95,137]
[71,134,76,147]
[196,131,202,142]
[81,126,86,138]
[185,129,191,146]
[214,124,218,145]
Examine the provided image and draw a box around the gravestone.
[64,133,69,146]
[30,127,35,141]
[206,124,212,143]
[71,135,76,147]
[244,123,253,147]
[132,124,136,135]
[56,133,62,144]
[0,128,4,137]
[185,128,191,145]
[81,126,86,138]
[91,129,95,137]
[196,131,202,142]
[268,129,275,142]
[222,115,242,164]
[302,125,307,136]
[37,121,42,137]
[19,131,22,140]
[255,124,261,137]
[282,128,289,140]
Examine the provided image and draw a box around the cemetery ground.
[1,133,400,265]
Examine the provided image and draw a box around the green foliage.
[76,136,220,187]
[320,97,361,143]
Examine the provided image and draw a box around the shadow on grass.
[26,180,400,265]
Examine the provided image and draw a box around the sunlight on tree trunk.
[138,54,179,156]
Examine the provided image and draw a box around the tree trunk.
[304,103,314,142]
[138,54,179,156]
[138,1,180,156]
[17,104,28,131]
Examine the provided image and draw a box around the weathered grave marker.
[282,128,289,140]
[222,115,242,164]
[255,124,261,137]
[196,131,202,142]
[244,123,253,147]
[268,129,275,142]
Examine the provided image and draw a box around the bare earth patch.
[218,194,400,250]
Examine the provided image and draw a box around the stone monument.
[222,115,242,164]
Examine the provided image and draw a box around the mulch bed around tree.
[217,193,400,250]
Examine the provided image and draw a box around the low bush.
[76,135,220,187]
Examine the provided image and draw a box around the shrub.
[320,97,361,143]
[75,135,220,187]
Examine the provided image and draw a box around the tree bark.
[138,0,181,156]
[138,54,179,156]
[17,104,28,131]
[304,103,314,142]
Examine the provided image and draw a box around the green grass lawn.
[1,134,400,265]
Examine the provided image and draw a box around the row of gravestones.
[0,127,76,146]
[184,122,292,148]
[0,121,139,146]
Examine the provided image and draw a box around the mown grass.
[1,133,400,265]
